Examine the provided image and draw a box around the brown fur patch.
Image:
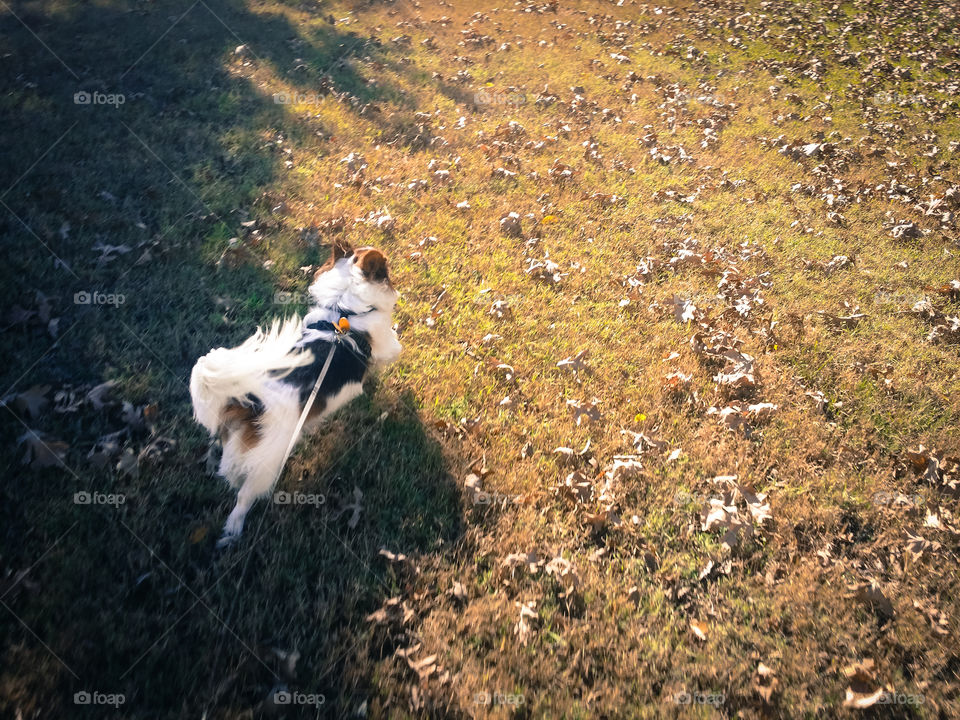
[316,238,354,278]
[219,403,261,450]
[304,396,328,424]
[355,247,391,284]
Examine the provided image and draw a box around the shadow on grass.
[0,1,465,717]
[2,386,464,718]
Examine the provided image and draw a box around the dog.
[189,240,401,543]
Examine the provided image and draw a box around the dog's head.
[309,239,401,364]
[309,239,398,314]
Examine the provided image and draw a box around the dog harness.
[283,310,373,404]
[260,309,374,506]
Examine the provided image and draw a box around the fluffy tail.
[189,316,312,435]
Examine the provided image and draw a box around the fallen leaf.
[11,385,51,420]
[189,526,209,544]
[17,430,69,470]
[842,660,885,708]
[854,581,894,619]
[567,398,602,425]
[514,600,538,645]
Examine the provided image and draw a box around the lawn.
[1,0,959,717]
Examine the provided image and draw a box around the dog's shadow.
[271,383,462,556]
[202,383,466,716]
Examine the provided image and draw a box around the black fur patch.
[281,320,372,404]
[242,394,265,415]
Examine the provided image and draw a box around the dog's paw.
[218,509,246,546]
[215,531,240,549]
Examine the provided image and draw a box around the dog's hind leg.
[217,388,301,546]
[219,479,262,544]
[217,403,262,489]
[218,450,285,545]
[217,436,245,489]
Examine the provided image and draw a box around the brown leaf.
[514,600,538,645]
[842,660,885,708]
[85,381,118,411]
[903,531,940,561]
[366,596,415,626]
[557,471,593,504]
[189,526,209,544]
[449,581,467,603]
[854,581,894,619]
[17,430,69,470]
[556,350,588,374]
[567,398,602,425]
[754,662,779,703]
[584,509,621,531]
[11,385,51,420]
[689,619,708,641]
[408,653,437,680]
[499,212,522,237]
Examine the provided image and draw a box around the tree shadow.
[0,1,469,718]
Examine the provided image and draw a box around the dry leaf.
[514,600,538,645]
[842,660,885,708]
[854,581,895,619]
[17,430,69,470]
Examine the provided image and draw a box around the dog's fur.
[189,240,400,542]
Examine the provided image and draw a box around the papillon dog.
[190,240,401,543]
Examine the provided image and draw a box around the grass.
[1,0,959,717]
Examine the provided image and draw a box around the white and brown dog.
[190,240,401,543]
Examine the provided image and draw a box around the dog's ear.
[316,238,354,278]
[356,248,391,284]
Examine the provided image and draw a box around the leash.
[271,317,349,487]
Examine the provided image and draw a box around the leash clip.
[335,317,350,334]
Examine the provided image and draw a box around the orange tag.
[336,317,350,333]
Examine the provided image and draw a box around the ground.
[1,0,959,718]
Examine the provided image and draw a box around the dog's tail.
[189,316,312,435]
